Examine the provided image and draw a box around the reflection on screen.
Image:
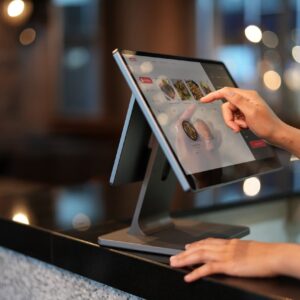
[123,54,269,176]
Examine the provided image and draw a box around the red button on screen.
[139,77,153,84]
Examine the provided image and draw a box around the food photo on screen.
[185,80,204,100]
[170,104,223,174]
[172,79,192,100]
[181,120,199,141]
[157,78,178,101]
[122,52,259,175]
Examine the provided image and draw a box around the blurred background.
[1,0,300,230]
[0,0,300,232]
[0,0,300,182]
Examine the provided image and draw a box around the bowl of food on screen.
[185,80,204,100]
[158,78,177,101]
[172,79,192,101]
[182,120,199,141]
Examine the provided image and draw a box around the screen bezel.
[114,49,282,191]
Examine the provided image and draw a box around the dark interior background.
[0,0,299,221]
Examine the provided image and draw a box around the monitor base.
[98,218,249,256]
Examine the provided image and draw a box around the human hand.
[200,87,285,145]
[170,238,287,282]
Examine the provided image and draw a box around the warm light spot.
[292,46,300,63]
[243,177,261,197]
[263,70,281,91]
[262,31,279,48]
[19,27,36,46]
[244,25,262,43]
[72,213,91,231]
[284,65,300,91]
[12,213,30,225]
[7,0,25,17]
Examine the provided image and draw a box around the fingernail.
[170,256,176,261]
[185,244,190,249]
[184,274,192,282]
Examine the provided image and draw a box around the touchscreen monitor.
[113,49,281,191]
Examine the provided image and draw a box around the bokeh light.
[284,65,300,91]
[2,0,33,26]
[244,25,262,43]
[243,177,261,197]
[12,212,30,225]
[262,31,279,48]
[263,70,281,91]
[65,47,90,69]
[19,27,36,46]
[292,46,300,63]
[7,0,25,17]
[72,213,91,231]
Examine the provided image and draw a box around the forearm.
[270,121,300,158]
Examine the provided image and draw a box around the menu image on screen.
[123,54,257,175]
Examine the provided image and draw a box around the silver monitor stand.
[98,95,249,256]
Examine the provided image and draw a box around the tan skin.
[170,87,300,283]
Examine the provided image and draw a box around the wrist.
[268,120,290,148]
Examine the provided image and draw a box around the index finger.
[200,87,238,103]
[201,88,251,113]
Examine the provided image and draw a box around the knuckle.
[232,94,245,107]
[233,94,243,102]
[196,249,206,257]
[221,87,231,94]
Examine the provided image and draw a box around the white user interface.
[123,54,262,175]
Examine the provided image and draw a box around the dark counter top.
[0,169,300,299]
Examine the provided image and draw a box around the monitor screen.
[114,50,281,191]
